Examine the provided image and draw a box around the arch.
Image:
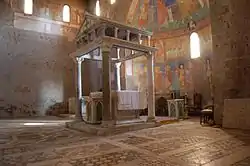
[24,0,33,15]
[95,0,101,16]
[63,5,70,22]
[190,32,201,59]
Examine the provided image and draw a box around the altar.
[67,12,158,131]
[82,90,147,124]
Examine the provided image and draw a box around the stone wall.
[0,0,85,117]
[224,99,250,130]
[210,0,250,125]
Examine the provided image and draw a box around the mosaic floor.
[1,118,250,166]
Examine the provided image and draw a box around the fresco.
[131,26,212,94]
[127,0,210,32]
[154,40,165,62]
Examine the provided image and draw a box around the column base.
[147,116,156,122]
[74,116,83,122]
[101,120,116,127]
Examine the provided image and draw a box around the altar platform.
[66,116,179,136]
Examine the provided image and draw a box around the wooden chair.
[156,97,168,116]
[200,100,214,125]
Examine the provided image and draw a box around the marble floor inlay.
[1,118,250,166]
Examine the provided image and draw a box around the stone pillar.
[147,52,155,121]
[101,44,114,126]
[115,48,121,91]
[115,27,119,38]
[148,36,151,46]
[115,62,121,91]
[210,0,250,126]
[138,34,142,44]
[119,48,126,90]
[126,30,130,41]
[75,58,83,120]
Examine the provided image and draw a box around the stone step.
[66,121,161,136]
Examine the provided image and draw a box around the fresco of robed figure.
[127,0,210,31]
[178,64,185,90]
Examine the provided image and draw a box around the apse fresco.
[127,0,210,32]
[132,26,212,94]
[133,60,191,93]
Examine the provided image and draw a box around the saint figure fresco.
[138,0,149,27]
[178,64,185,89]
[165,64,172,92]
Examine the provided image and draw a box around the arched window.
[190,32,201,59]
[96,0,101,16]
[63,5,70,22]
[110,0,116,4]
[24,0,33,15]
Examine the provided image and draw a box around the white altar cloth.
[116,91,147,110]
[88,91,147,110]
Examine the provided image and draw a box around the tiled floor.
[1,118,250,166]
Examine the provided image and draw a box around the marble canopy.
[69,12,158,125]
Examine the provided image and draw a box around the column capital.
[100,42,112,53]
[146,51,154,57]
[74,57,84,63]
[115,62,121,68]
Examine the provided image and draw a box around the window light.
[96,0,101,16]
[24,0,33,15]
[190,32,201,59]
[63,5,70,22]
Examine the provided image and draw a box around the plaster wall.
[0,0,85,117]
[210,0,250,126]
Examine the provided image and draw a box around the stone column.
[126,30,130,41]
[119,48,126,90]
[138,34,142,44]
[148,36,151,46]
[147,52,155,121]
[210,0,250,126]
[75,57,83,120]
[115,62,121,91]
[115,27,119,38]
[115,47,121,91]
[101,44,114,126]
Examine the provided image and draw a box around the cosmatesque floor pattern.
[1,119,250,166]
